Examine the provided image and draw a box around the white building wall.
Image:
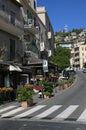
[37,7,46,25]
[79,45,86,69]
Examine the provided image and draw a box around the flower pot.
[59,85,64,90]
[21,101,29,108]
[44,95,49,99]
[64,83,68,89]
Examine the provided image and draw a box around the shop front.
[0,62,32,101]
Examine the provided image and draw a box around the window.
[10,39,15,61]
[2,5,5,11]
[82,47,84,51]
[34,0,36,10]
[27,9,32,19]
[82,53,84,56]
[10,11,15,25]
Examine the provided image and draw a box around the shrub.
[0,87,13,103]
[17,84,34,104]
[38,78,53,96]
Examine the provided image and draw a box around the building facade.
[74,44,86,69]
[0,0,25,88]
[37,7,55,58]
[0,0,56,89]
[0,0,24,62]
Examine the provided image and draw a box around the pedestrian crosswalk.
[13,105,46,118]
[53,105,79,121]
[33,105,62,119]
[0,104,86,123]
[77,109,86,122]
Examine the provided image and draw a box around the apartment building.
[74,44,86,69]
[37,7,55,58]
[17,0,56,76]
[0,0,25,88]
[0,0,56,88]
[18,0,40,65]
[0,0,24,62]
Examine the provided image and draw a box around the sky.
[37,0,86,32]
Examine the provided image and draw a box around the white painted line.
[1,107,24,118]
[34,105,62,119]
[0,106,16,113]
[13,105,46,118]
[54,105,79,120]
[77,109,86,122]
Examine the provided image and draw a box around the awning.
[9,65,22,72]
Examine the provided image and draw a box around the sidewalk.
[0,86,61,108]
[33,86,60,104]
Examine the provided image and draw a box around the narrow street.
[0,71,86,130]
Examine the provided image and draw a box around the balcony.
[0,10,24,36]
[48,31,52,39]
[24,18,39,35]
[74,56,79,60]
[75,61,80,65]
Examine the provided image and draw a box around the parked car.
[82,68,86,73]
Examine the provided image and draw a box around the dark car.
[82,68,86,73]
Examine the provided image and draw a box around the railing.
[0,10,23,29]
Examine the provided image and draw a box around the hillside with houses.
[54,28,86,69]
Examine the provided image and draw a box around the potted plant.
[0,87,13,104]
[58,81,65,90]
[43,91,51,99]
[38,78,53,99]
[17,84,34,108]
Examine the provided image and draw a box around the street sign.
[43,60,48,72]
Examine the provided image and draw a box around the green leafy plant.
[17,84,34,104]
[58,81,65,86]
[67,77,75,84]
[0,87,13,104]
[38,78,53,96]
[43,91,50,96]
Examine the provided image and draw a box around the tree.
[50,46,71,70]
[83,63,86,68]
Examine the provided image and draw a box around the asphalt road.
[0,120,86,130]
[1,71,86,129]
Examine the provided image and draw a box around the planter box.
[44,95,50,99]
[21,100,33,108]
[64,83,68,89]
[21,101,29,108]
[59,85,64,90]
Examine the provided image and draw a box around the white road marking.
[77,109,86,122]
[1,107,24,118]
[0,106,16,113]
[13,105,46,118]
[34,105,62,119]
[53,105,79,120]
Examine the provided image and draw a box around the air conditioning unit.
[40,42,45,51]
[24,51,31,58]
[48,32,51,39]
[48,50,52,57]
[24,16,27,24]
[28,19,32,25]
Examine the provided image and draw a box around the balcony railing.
[0,10,23,30]
[24,18,39,34]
